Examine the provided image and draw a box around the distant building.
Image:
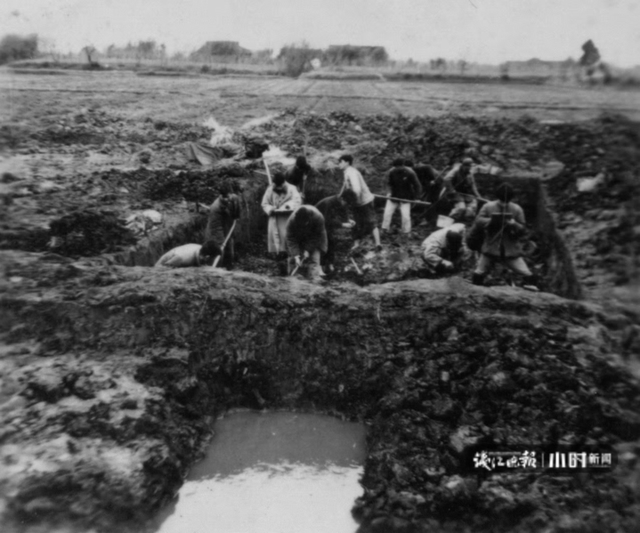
[502,58,577,80]
[325,45,388,66]
[191,41,252,63]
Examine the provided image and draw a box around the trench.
[114,168,582,299]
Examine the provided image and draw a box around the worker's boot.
[471,272,485,286]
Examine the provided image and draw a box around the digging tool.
[374,194,431,206]
[263,160,273,186]
[350,257,363,275]
[290,255,307,277]
[212,219,237,268]
[456,191,490,203]
[301,131,309,199]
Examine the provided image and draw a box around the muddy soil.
[1,71,640,533]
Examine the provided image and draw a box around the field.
[4,68,640,127]
[1,68,640,533]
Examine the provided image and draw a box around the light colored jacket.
[342,166,374,206]
[155,244,202,268]
[261,183,302,215]
[421,223,469,271]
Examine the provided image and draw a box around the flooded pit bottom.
[153,411,367,533]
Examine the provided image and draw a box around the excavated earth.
[1,77,640,533]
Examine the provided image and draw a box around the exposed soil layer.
[1,73,640,532]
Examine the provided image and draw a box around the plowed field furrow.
[250,78,294,95]
[2,71,640,122]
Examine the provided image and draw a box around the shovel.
[212,219,237,268]
[290,255,307,277]
[350,257,366,286]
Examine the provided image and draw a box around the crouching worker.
[421,223,470,275]
[471,183,537,289]
[285,205,328,280]
[155,240,221,268]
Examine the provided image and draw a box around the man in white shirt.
[155,240,221,268]
[338,154,381,251]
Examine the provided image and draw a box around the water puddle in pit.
[153,410,367,533]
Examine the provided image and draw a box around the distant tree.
[38,37,58,59]
[431,58,447,73]
[278,41,320,77]
[580,40,600,67]
[370,46,389,64]
[253,49,274,62]
[0,33,38,64]
[137,40,157,58]
[458,59,468,75]
[579,39,612,85]
[82,45,97,64]
[499,62,510,80]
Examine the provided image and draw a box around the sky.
[2,0,639,67]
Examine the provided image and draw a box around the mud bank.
[1,255,639,532]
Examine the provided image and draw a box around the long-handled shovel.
[212,219,237,268]
[290,256,307,277]
[373,194,431,206]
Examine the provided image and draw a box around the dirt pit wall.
[1,259,639,533]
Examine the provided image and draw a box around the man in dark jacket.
[441,157,481,222]
[381,158,423,234]
[471,183,537,289]
[405,159,439,202]
[204,180,242,269]
[285,204,328,280]
[315,190,356,273]
[285,156,312,199]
